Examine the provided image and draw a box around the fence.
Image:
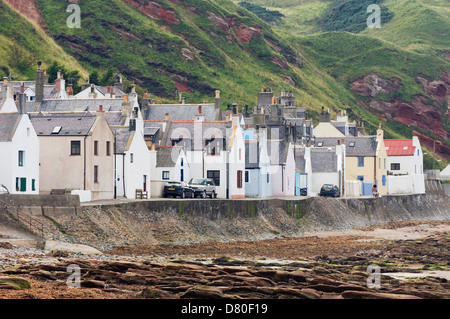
[0,198,44,237]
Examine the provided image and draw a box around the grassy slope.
[0,1,87,80]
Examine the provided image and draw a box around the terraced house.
[0,85,39,195]
[29,110,114,201]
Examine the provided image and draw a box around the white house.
[385,136,425,194]
[150,146,189,198]
[113,118,152,199]
[244,128,272,198]
[0,89,39,194]
[268,138,296,197]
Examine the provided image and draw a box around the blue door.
[362,181,374,196]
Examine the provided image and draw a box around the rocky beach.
[1,220,449,300]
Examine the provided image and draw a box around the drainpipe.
[83,136,87,190]
[123,154,126,198]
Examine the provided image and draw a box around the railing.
[0,198,44,238]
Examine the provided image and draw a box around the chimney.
[66,84,74,96]
[198,105,202,115]
[319,106,331,122]
[129,118,136,132]
[232,103,237,114]
[18,82,26,115]
[99,105,103,112]
[215,90,221,110]
[35,62,44,102]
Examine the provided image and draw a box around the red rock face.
[121,0,180,25]
[234,23,261,44]
[3,0,43,25]
[350,73,402,97]
[352,72,450,159]
[207,11,261,45]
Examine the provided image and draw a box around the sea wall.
[43,194,449,250]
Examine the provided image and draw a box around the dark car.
[319,184,340,197]
[163,181,194,198]
[0,184,9,195]
[188,178,216,198]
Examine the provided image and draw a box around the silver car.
[0,184,9,194]
[188,178,216,198]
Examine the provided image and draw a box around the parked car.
[163,181,194,199]
[0,184,9,195]
[319,184,340,197]
[188,178,216,198]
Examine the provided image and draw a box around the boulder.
[0,276,31,289]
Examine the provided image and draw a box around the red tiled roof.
[384,139,415,156]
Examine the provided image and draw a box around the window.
[94,166,98,183]
[379,158,381,169]
[71,141,81,155]
[237,170,243,189]
[382,175,386,186]
[162,171,170,180]
[206,139,221,155]
[27,127,30,137]
[245,171,249,183]
[391,163,400,170]
[18,150,24,167]
[267,173,270,183]
[357,156,364,167]
[349,142,355,147]
[32,179,36,191]
[94,141,99,156]
[16,177,26,192]
[207,170,220,186]
[130,153,134,163]
[239,148,242,161]
[106,141,111,156]
[357,176,364,181]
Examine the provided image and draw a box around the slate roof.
[143,103,218,121]
[112,126,133,154]
[162,120,233,150]
[345,136,377,156]
[155,147,182,168]
[0,113,20,141]
[267,139,288,165]
[384,139,415,156]
[245,141,261,168]
[29,112,97,136]
[36,98,124,112]
[294,150,306,172]
[311,148,338,173]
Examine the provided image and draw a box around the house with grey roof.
[29,110,114,201]
[293,143,346,197]
[159,113,245,199]
[150,146,189,198]
[244,128,272,198]
[112,117,152,199]
[0,89,39,195]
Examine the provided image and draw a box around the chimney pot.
[99,105,103,111]
[165,113,169,121]
[198,105,202,115]
[21,82,25,93]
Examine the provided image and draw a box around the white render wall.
[387,174,425,195]
[0,115,40,195]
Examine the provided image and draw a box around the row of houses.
[0,66,426,201]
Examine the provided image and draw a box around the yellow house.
[345,125,388,195]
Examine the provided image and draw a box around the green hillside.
[0,1,87,80]
[0,0,448,166]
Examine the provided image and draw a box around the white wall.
[387,174,425,195]
[345,180,362,197]
[311,172,340,195]
[10,115,40,194]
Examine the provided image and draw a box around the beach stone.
[0,276,31,289]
